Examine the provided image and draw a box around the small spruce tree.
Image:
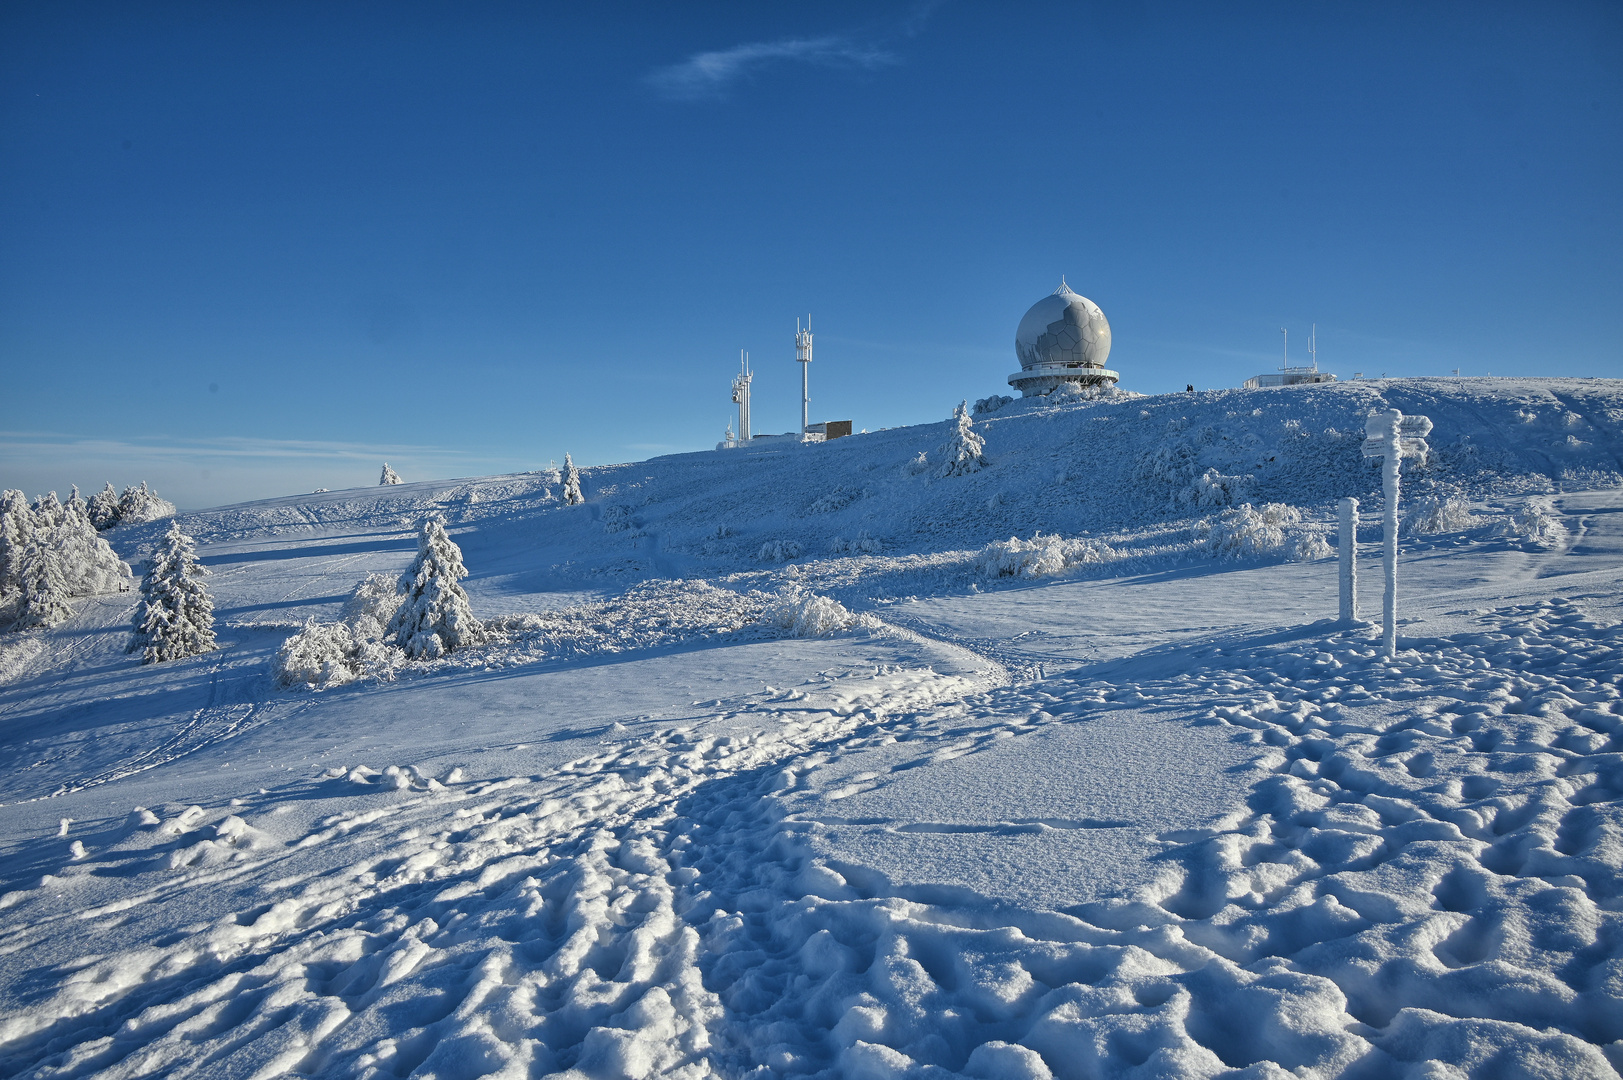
[388,517,485,659]
[938,400,989,477]
[562,453,584,506]
[380,463,403,486]
[87,483,122,530]
[133,523,216,663]
[0,489,32,600]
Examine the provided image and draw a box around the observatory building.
[1009,280,1118,396]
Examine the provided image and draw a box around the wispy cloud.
[646,36,896,101]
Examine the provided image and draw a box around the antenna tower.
[730,350,753,443]
[1280,327,1288,372]
[795,316,813,434]
[1308,323,1317,372]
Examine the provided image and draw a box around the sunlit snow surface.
[2,378,1623,1079]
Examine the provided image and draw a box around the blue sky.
[3,1,1619,508]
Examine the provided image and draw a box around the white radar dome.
[1008,280,1118,396]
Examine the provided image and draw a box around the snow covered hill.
[2,378,1622,1079]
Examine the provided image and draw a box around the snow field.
[3,378,1623,1078]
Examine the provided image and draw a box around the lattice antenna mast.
[730,350,752,443]
[795,316,813,434]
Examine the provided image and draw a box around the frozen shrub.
[809,487,866,513]
[973,395,1012,416]
[562,453,584,506]
[602,505,635,533]
[977,533,1117,580]
[1286,529,1333,562]
[117,482,176,526]
[829,531,882,555]
[1501,497,1567,549]
[1196,503,1319,559]
[757,539,804,562]
[132,523,215,663]
[389,516,485,659]
[343,572,405,629]
[938,401,989,477]
[273,620,400,689]
[1403,491,1475,535]
[904,452,930,476]
[762,585,871,637]
[1188,467,1247,508]
[379,463,404,486]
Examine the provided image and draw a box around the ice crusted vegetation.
[1403,489,1477,535]
[273,573,405,688]
[761,583,875,637]
[379,462,403,486]
[1197,501,1331,561]
[977,532,1117,579]
[1502,496,1568,549]
[937,400,989,477]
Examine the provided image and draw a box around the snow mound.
[977,533,1118,580]
[762,585,875,637]
[758,539,804,562]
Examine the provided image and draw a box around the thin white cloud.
[647,36,895,101]
[0,431,468,464]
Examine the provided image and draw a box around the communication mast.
[730,351,752,443]
[795,316,813,434]
[1308,323,1318,372]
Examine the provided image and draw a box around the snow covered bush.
[379,463,403,486]
[562,453,584,506]
[973,395,1012,416]
[132,523,215,663]
[904,452,930,477]
[116,482,176,526]
[762,585,872,637]
[1403,490,1476,535]
[757,539,804,562]
[1501,497,1567,549]
[602,505,636,533]
[273,573,407,689]
[1196,502,1323,560]
[388,516,486,660]
[977,533,1117,580]
[829,531,882,555]
[1189,467,1248,508]
[808,487,867,513]
[938,401,989,477]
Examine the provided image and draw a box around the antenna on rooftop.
[731,350,753,443]
[1280,327,1288,373]
[1308,323,1317,372]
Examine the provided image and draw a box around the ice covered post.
[1338,497,1359,623]
[1362,409,1431,657]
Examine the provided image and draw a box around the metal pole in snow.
[1339,497,1358,623]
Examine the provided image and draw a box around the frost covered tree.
[132,523,215,663]
[379,463,403,486]
[15,536,74,628]
[117,482,176,526]
[55,496,131,596]
[87,483,122,530]
[938,401,989,477]
[0,489,32,599]
[388,516,485,659]
[561,453,584,506]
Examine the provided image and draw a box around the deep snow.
[2,377,1622,1079]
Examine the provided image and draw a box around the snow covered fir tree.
[938,399,989,477]
[379,463,403,486]
[131,522,215,663]
[388,516,485,659]
[561,453,583,505]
